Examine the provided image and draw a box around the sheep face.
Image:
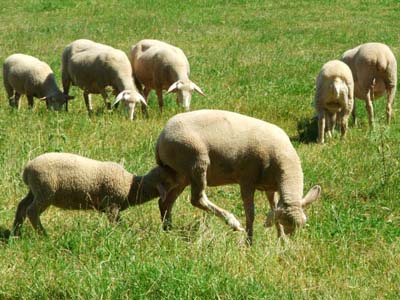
[46,93,74,111]
[265,185,321,237]
[167,80,205,110]
[113,90,147,120]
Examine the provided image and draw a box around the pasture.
[0,0,399,299]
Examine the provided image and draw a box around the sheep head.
[113,90,147,120]
[265,185,321,237]
[41,92,74,111]
[167,80,205,111]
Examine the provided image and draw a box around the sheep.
[3,54,73,110]
[314,60,354,144]
[12,152,176,236]
[61,39,146,120]
[341,42,397,127]
[154,109,321,243]
[129,39,205,113]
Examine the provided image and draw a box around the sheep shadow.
[294,116,318,144]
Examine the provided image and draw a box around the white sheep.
[3,54,73,110]
[130,39,205,113]
[61,39,146,120]
[12,152,175,236]
[154,110,321,243]
[314,60,354,144]
[341,42,397,126]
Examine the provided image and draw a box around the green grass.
[0,0,399,299]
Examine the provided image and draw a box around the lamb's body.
[130,39,204,112]
[156,110,320,242]
[341,42,397,126]
[61,39,145,119]
[3,54,71,110]
[12,152,174,236]
[314,60,354,143]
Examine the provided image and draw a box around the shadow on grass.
[0,226,11,243]
[293,116,318,144]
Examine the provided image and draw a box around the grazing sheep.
[341,42,397,126]
[154,110,321,243]
[12,152,175,236]
[130,39,205,113]
[314,60,354,144]
[3,54,73,110]
[61,39,146,120]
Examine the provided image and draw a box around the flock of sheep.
[2,38,397,244]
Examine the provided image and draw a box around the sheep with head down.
[154,109,321,243]
[61,39,146,119]
[3,53,73,110]
[12,152,176,237]
[341,42,397,127]
[130,39,205,113]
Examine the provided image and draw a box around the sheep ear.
[302,185,321,207]
[137,94,147,106]
[167,81,182,94]
[113,91,129,107]
[190,82,205,96]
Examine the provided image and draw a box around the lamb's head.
[167,79,205,111]
[43,92,74,111]
[265,185,321,237]
[113,90,147,120]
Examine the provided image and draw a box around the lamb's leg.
[189,167,244,231]
[352,101,357,126]
[27,95,34,109]
[101,91,111,110]
[12,191,34,237]
[159,185,185,230]
[266,191,285,238]
[156,89,164,113]
[240,183,255,244]
[26,197,51,236]
[84,92,93,114]
[317,111,325,144]
[339,111,348,139]
[385,84,396,125]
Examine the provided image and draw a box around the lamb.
[129,39,205,113]
[3,54,73,110]
[154,110,321,243]
[61,39,146,120]
[12,152,175,236]
[341,42,397,127]
[314,60,354,144]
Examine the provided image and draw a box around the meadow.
[0,0,399,299]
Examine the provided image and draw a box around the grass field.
[0,0,399,299]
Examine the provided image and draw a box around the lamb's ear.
[137,94,147,106]
[190,82,205,96]
[156,184,168,203]
[167,81,182,94]
[302,185,321,207]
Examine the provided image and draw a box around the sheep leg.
[4,80,15,107]
[27,95,34,109]
[189,168,244,231]
[101,91,111,110]
[385,84,396,125]
[266,191,285,238]
[365,90,374,128]
[158,185,185,230]
[105,204,121,224]
[141,87,151,117]
[156,89,164,113]
[352,101,357,126]
[14,93,21,110]
[317,111,325,144]
[26,198,50,236]
[240,183,255,244]
[12,191,34,237]
[339,111,348,139]
[84,92,93,114]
